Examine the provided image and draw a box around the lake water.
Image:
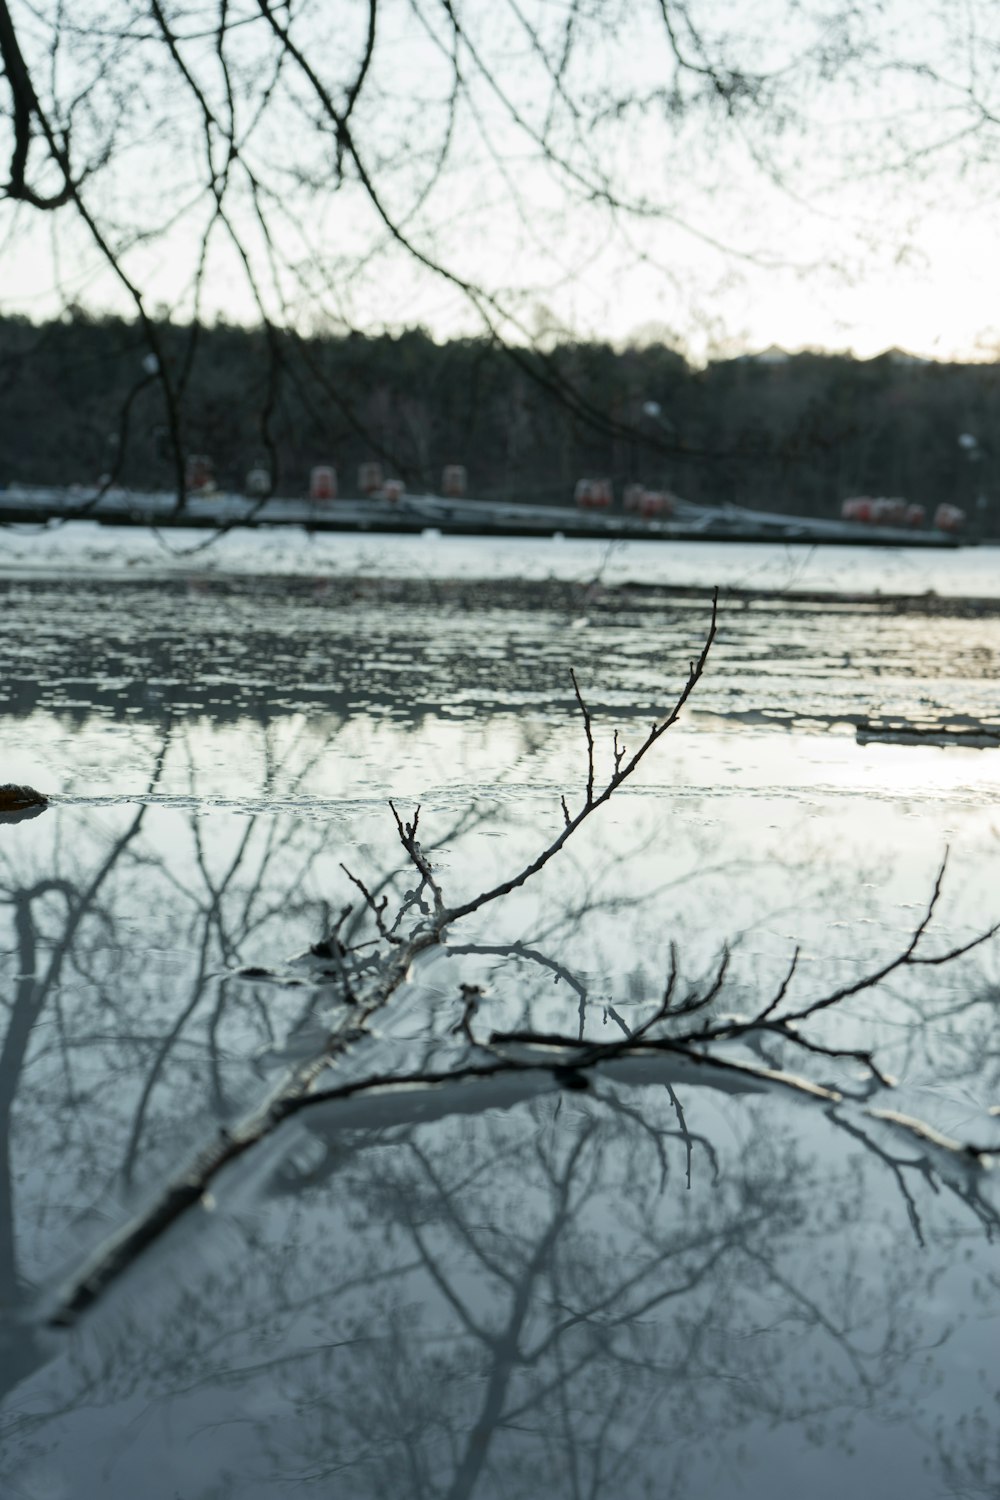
[1,528,998,1498]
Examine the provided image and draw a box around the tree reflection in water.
[1,611,999,1498]
[2,1077,998,1499]
[0,722,346,1317]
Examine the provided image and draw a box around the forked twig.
[389,800,446,914]
[435,589,719,933]
[340,863,403,946]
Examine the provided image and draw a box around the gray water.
[1,540,998,1498]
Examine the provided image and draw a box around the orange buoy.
[358,462,383,496]
[442,464,467,497]
[933,503,966,533]
[309,466,337,501]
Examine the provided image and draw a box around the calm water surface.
[0,533,998,1498]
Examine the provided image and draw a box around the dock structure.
[0,484,965,547]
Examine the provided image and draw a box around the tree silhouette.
[5,1,994,506]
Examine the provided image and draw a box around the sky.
[3,0,1000,364]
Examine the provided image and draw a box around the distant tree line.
[1,311,997,523]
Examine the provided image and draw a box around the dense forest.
[1,311,998,525]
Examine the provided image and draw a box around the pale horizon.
[3,1,1000,367]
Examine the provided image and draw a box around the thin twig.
[451,983,485,1043]
[389,801,446,914]
[339,863,403,946]
[569,666,595,808]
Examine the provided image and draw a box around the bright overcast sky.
[3,0,1000,363]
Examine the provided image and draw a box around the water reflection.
[1,769,998,1499]
[0,793,709,1322]
[1,742,996,1329]
[0,733,352,1308]
[2,572,1000,1497]
[2,1080,997,1499]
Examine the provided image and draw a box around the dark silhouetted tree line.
[4,3,1000,523]
[1,310,997,522]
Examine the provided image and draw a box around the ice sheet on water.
[3,518,1000,596]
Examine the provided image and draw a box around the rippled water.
[1,539,998,1498]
